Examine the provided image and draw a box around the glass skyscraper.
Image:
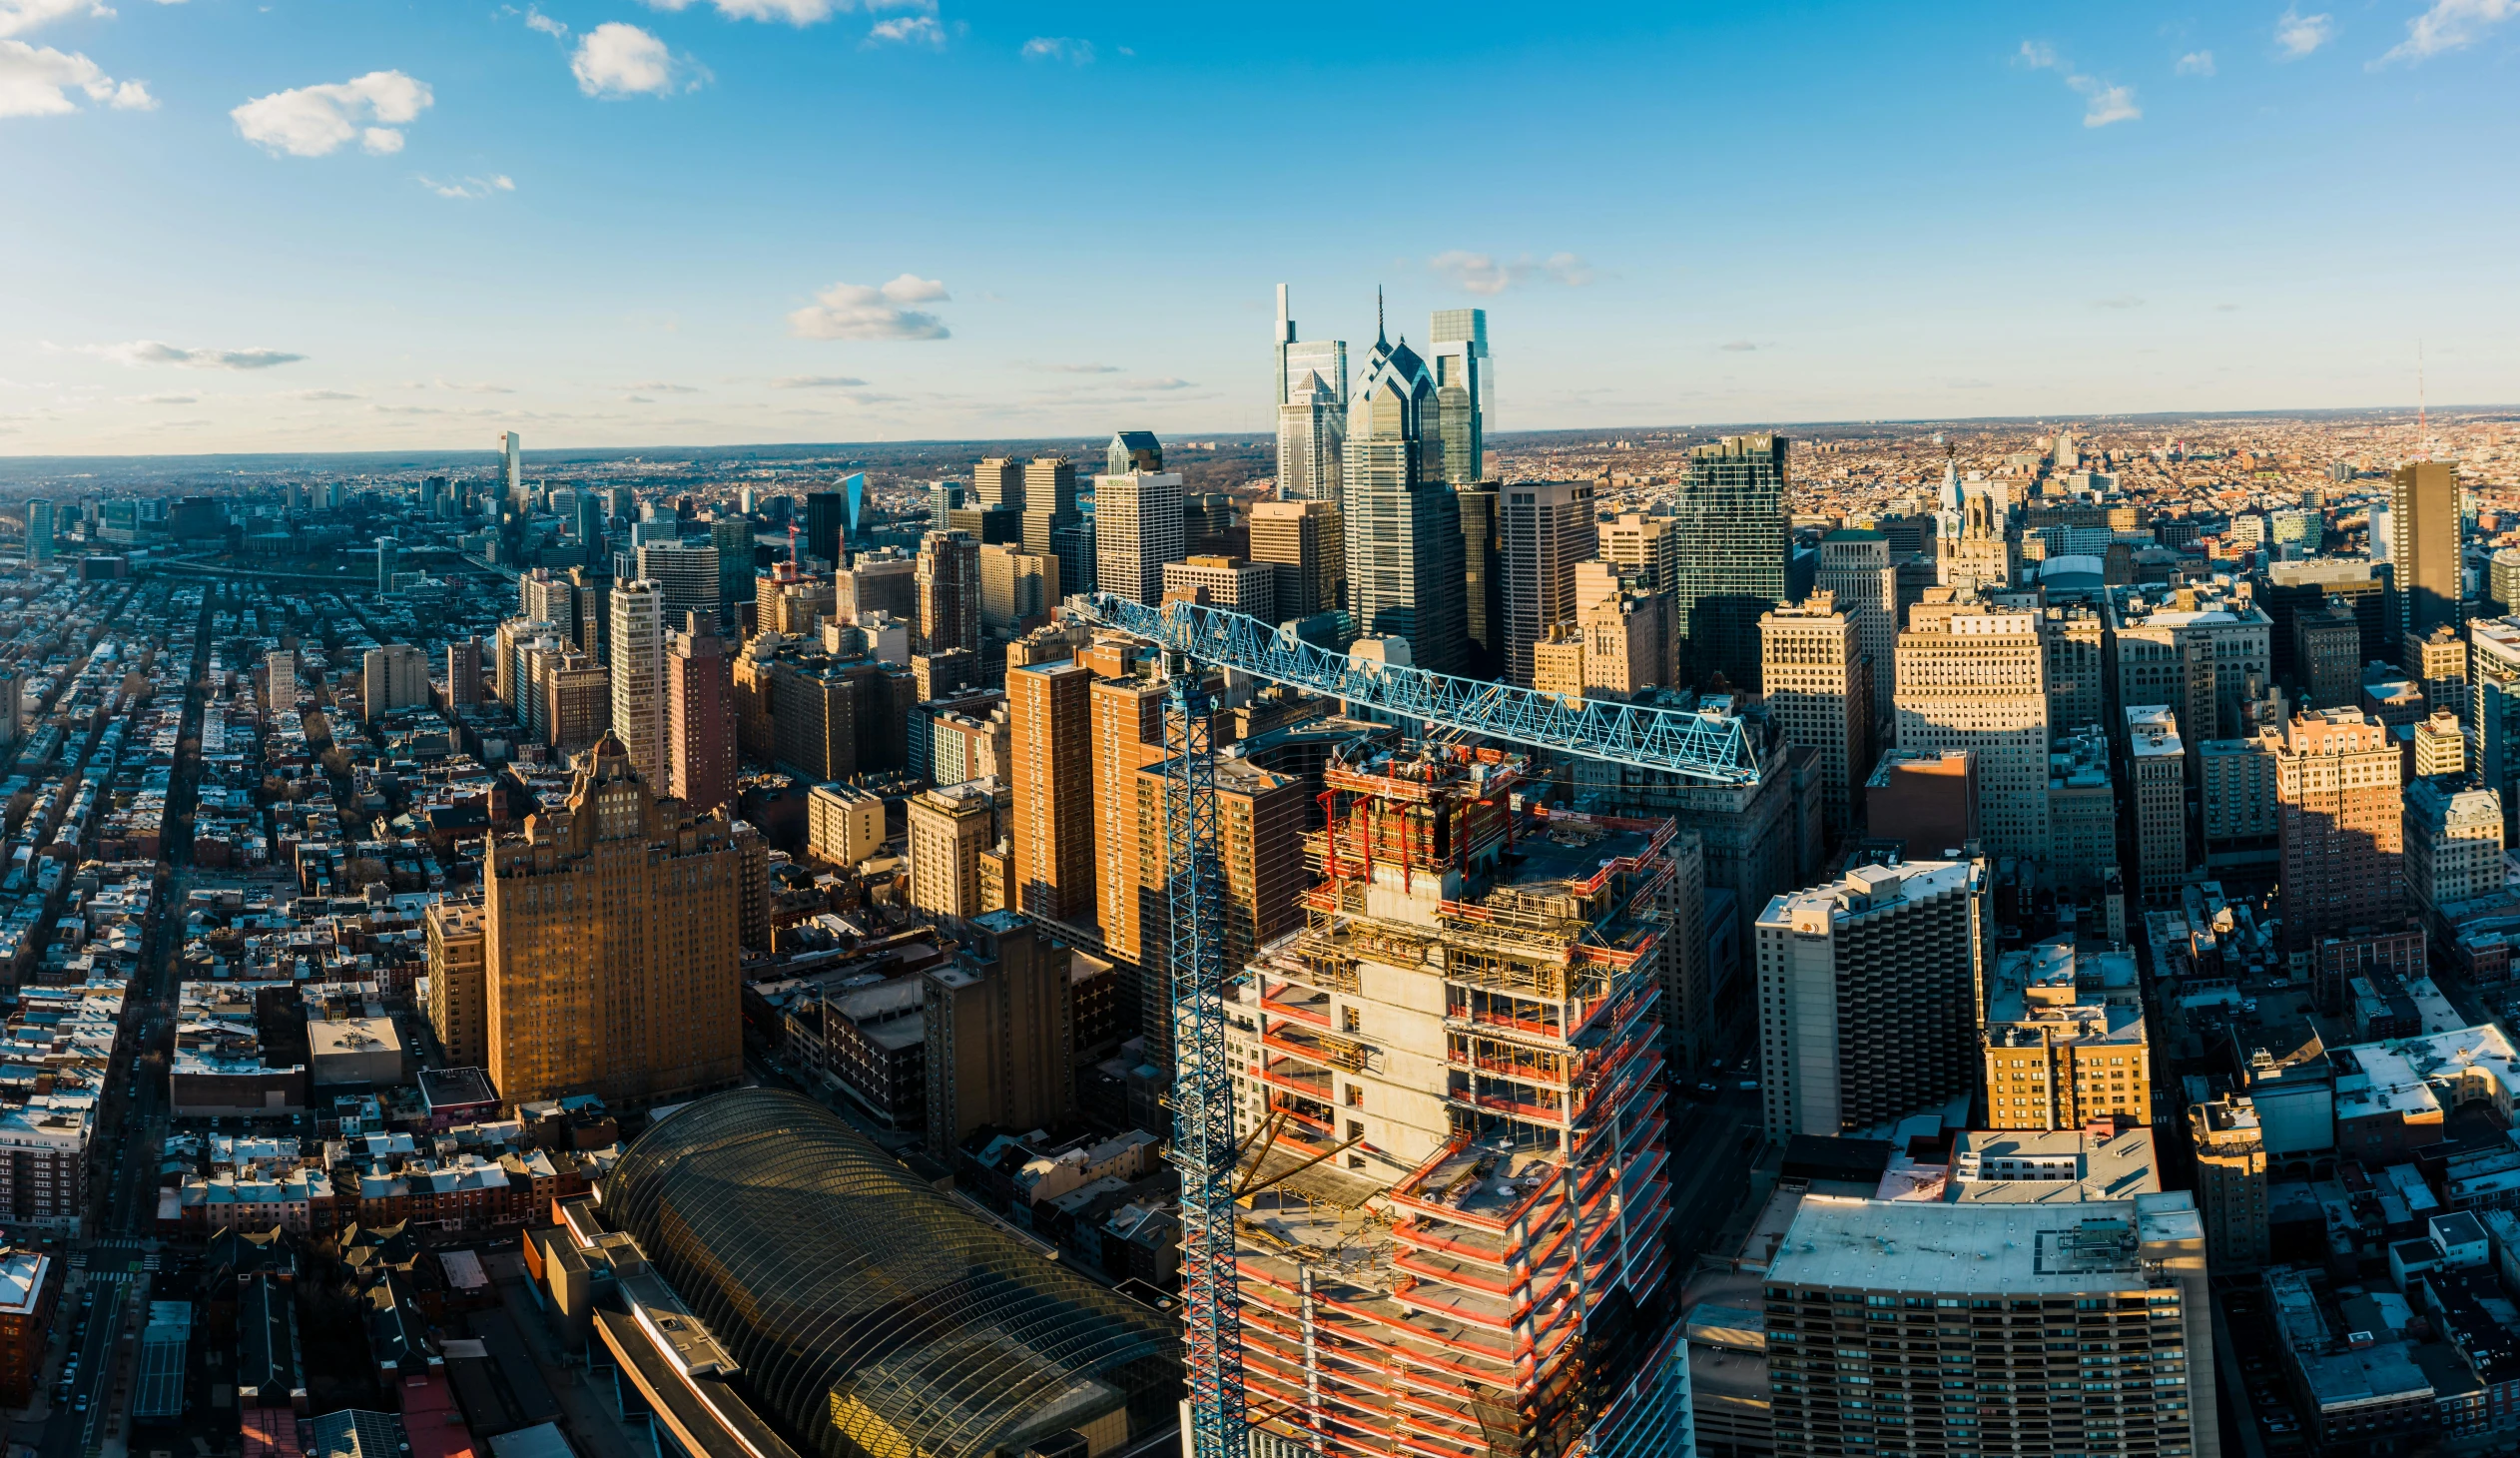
[1343,324,1467,674]
[1430,307,1490,484]
[1272,285,1347,503]
[23,498,52,563]
[1671,433,1789,691]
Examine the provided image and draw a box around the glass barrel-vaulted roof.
[603,1088,1182,1458]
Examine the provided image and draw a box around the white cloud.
[1021,36,1093,64]
[789,274,951,340]
[1034,362,1118,373]
[119,392,197,404]
[572,22,679,96]
[1123,376,1194,390]
[83,340,305,369]
[2275,7,2333,58]
[232,71,431,157]
[418,173,515,199]
[2016,40,2140,127]
[642,0,934,23]
[627,379,700,392]
[1428,250,1598,296]
[284,388,361,400]
[771,374,870,387]
[1719,341,1757,353]
[2376,0,2515,64]
[433,378,514,393]
[2092,295,2147,309]
[0,0,105,39]
[865,14,942,46]
[2176,49,2215,76]
[0,38,154,116]
[524,5,568,37]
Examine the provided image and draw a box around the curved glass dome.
[604,1088,1182,1458]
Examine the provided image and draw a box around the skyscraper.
[1759,593,1872,836]
[1092,463,1185,606]
[1815,527,1898,722]
[574,492,606,555]
[2390,459,2461,642]
[609,580,668,789]
[1020,456,1089,600]
[483,732,747,1107]
[973,456,1025,510]
[1090,672,1168,969]
[805,486,848,566]
[1006,658,1097,925]
[499,430,523,513]
[22,499,50,564]
[1456,484,1502,676]
[1671,434,1789,689]
[637,541,722,628]
[446,638,483,707]
[708,516,753,628]
[1755,859,1989,1137]
[1273,286,1349,504]
[1429,306,1490,483]
[361,644,430,718]
[1246,499,1343,625]
[1895,591,2051,863]
[915,528,981,654]
[667,615,737,816]
[1497,479,1597,686]
[907,781,997,920]
[2272,707,2404,961]
[1343,314,1469,673]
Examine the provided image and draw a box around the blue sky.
[3,0,2517,454]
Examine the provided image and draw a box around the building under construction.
[1225,738,1691,1458]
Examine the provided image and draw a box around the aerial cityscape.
[7,5,2520,1458]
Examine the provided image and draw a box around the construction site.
[1221,737,1690,1458]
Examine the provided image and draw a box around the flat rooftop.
[1768,1193,2193,1295]
[1949,1127,2161,1204]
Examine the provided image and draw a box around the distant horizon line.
[0,401,2510,469]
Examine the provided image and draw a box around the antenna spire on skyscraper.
[1376,286,1386,346]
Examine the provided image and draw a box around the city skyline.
[6,1,2520,454]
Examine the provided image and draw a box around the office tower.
[2040,603,2106,729]
[483,732,746,1107]
[609,580,668,789]
[1981,941,2154,1130]
[977,542,1057,634]
[906,781,996,919]
[2390,459,2461,642]
[923,911,1073,1156]
[667,616,737,816]
[360,644,430,719]
[1017,456,1089,600]
[419,474,446,515]
[837,549,919,624]
[2272,708,2404,961]
[1092,464,1185,606]
[446,638,483,707]
[1428,307,1490,483]
[1454,484,1503,675]
[423,901,486,1070]
[805,488,847,565]
[708,517,753,626]
[637,541,722,628]
[1272,287,1350,505]
[1600,511,1678,597]
[1816,528,1898,721]
[21,498,50,564]
[1765,1194,2216,1458]
[2188,1094,2270,1269]
[1107,427,1163,476]
[2046,726,2119,894]
[2411,709,2465,779]
[915,529,980,654]
[1494,480,1597,686]
[1534,561,1676,704]
[1225,745,1683,1456]
[2296,598,2362,708]
[1246,499,1342,623]
[2127,705,2188,903]
[1090,673,1168,969]
[1159,556,1275,621]
[1671,435,1788,689]
[499,430,522,511]
[2402,622,2466,714]
[1343,324,1469,672]
[1895,592,2051,862]
[1760,594,1872,836]
[972,455,1024,510]
[1006,659,1096,925]
[1755,859,1988,1137]
[2403,777,2502,915]
[806,782,886,868]
[541,651,611,751]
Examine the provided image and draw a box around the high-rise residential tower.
[446,638,483,707]
[707,516,752,627]
[1755,859,1990,1137]
[483,732,748,1107]
[22,499,50,564]
[361,644,430,718]
[1429,307,1490,483]
[1343,316,1468,673]
[2272,707,2404,962]
[1497,479,1597,686]
[1092,461,1185,606]
[667,615,737,816]
[609,579,668,789]
[1671,434,1788,689]
[915,528,981,654]
[1007,658,1097,926]
[2390,459,2461,643]
[1272,285,1348,504]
